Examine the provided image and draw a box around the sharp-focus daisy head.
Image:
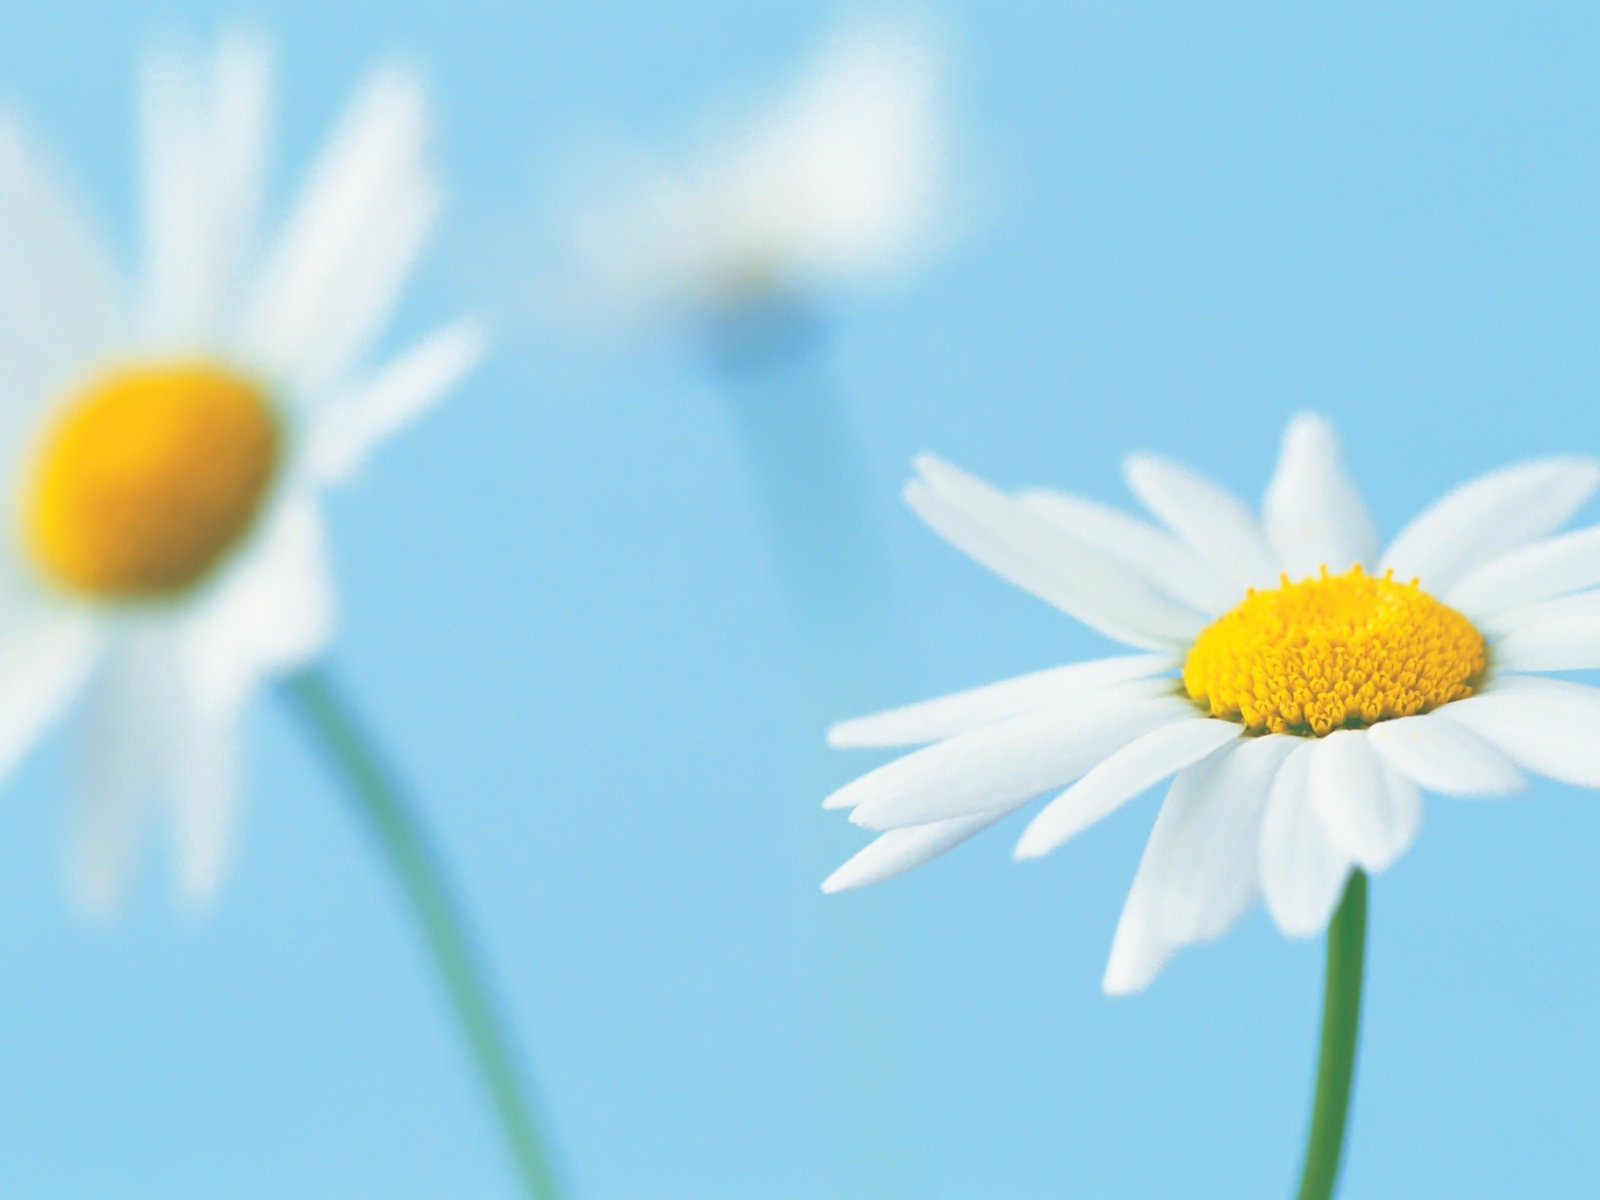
[0,34,484,912]
[555,14,947,331]
[825,416,1600,993]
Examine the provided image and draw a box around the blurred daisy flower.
[825,416,1600,994]
[555,13,948,332]
[0,35,485,911]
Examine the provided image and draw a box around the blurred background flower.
[534,18,961,1195]
[0,28,564,1200]
[549,13,949,340]
[0,31,481,910]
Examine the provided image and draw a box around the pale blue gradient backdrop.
[0,2,1597,1197]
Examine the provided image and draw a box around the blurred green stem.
[285,666,564,1200]
[1294,871,1368,1200]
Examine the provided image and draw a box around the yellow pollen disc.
[1182,565,1487,737]
[24,361,281,598]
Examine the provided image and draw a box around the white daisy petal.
[1014,716,1241,861]
[1018,489,1237,615]
[1153,733,1298,942]
[908,456,1206,649]
[837,690,1193,829]
[1103,734,1294,996]
[0,585,101,784]
[308,318,489,484]
[1367,711,1525,797]
[1262,414,1378,579]
[1307,730,1421,872]
[1260,741,1354,937]
[185,495,335,714]
[821,811,1003,894]
[1123,453,1280,591]
[1480,589,1600,639]
[0,117,123,405]
[1382,458,1600,595]
[1443,676,1600,788]
[1446,525,1600,620]
[139,34,271,343]
[166,706,240,906]
[1488,599,1600,672]
[241,63,436,397]
[70,629,175,915]
[828,417,1600,987]
[1101,860,1175,996]
[137,45,207,338]
[827,654,1176,749]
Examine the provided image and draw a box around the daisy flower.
[0,34,485,911]
[557,14,947,330]
[825,415,1600,995]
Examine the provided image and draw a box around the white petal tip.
[1122,451,1158,477]
[819,868,861,894]
[1285,412,1333,437]
[1101,971,1150,998]
[1268,912,1328,940]
[176,871,223,912]
[69,880,123,923]
[824,723,863,749]
[1012,834,1052,861]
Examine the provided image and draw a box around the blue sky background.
[1,1,1598,1197]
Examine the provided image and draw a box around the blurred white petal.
[309,318,488,484]
[70,628,175,915]
[0,562,101,785]
[139,33,271,343]
[242,63,436,396]
[166,705,241,907]
[556,15,947,323]
[185,494,335,714]
[0,116,123,416]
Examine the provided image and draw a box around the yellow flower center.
[1182,565,1487,736]
[23,361,281,598]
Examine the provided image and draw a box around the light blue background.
[0,2,1597,1197]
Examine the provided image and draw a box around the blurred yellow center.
[24,362,281,598]
[1182,565,1487,736]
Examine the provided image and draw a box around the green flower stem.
[285,666,564,1200]
[1294,871,1369,1200]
